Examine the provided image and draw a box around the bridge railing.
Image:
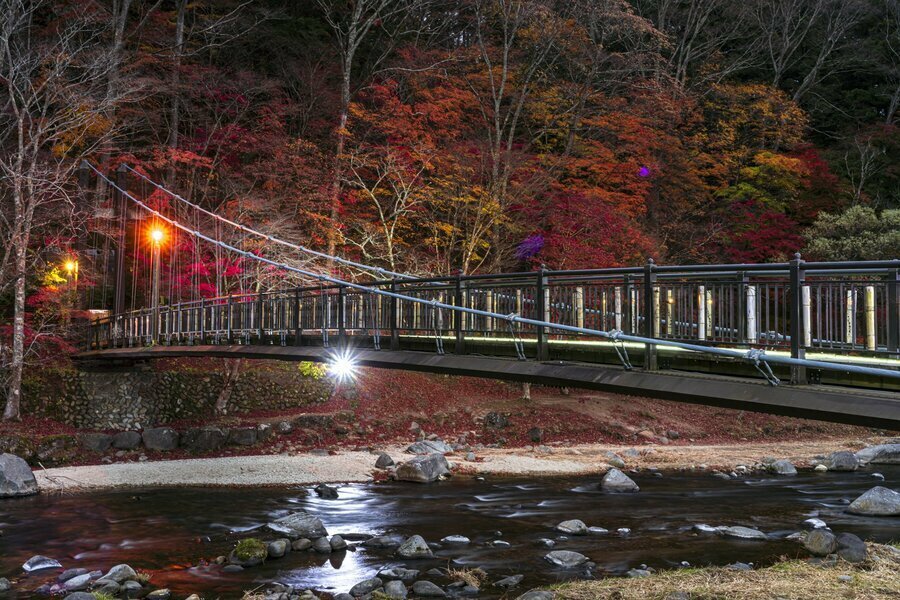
[87,259,900,380]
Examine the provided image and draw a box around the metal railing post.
[256,294,264,344]
[789,253,807,384]
[643,258,658,371]
[622,275,632,334]
[293,290,302,346]
[390,280,400,350]
[199,298,206,345]
[575,286,585,329]
[536,265,549,361]
[338,286,347,347]
[454,271,465,354]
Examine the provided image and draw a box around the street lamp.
[148,225,166,342]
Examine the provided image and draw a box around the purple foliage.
[515,233,545,260]
[638,166,651,178]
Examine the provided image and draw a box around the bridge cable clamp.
[745,348,780,386]
[431,299,445,355]
[505,313,527,361]
[608,329,633,371]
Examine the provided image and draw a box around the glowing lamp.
[149,227,166,245]
[328,350,358,383]
[64,260,77,274]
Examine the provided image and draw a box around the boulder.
[146,590,171,600]
[58,568,89,583]
[79,433,113,453]
[769,459,797,475]
[383,580,408,599]
[494,574,524,588]
[292,538,313,551]
[292,414,334,429]
[855,444,900,465]
[406,440,453,455]
[0,434,34,461]
[375,452,395,468]
[314,483,339,499]
[349,578,383,597]
[555,519,588,535]
[0,579,9,592]
[396,534,434,559]
[718,526,767,540]
[35,435,78,466]
[847,486,900,516]
[826,451,858,472]
[836,532,867,563]
[63,574,91,591]
[483,412,510,428]
[312,537,332,553]
[0,453,38,497]
[527,427,543,443]
[266,511,328,539]
[142,428,179,451]
[112,431,142,450]
[267,539,289,559]
[330,535,348,551]
[604,451,625,469]
[180,427,226,453]
[411,581,446,597]
[97,564,137,584]
[22,555,62,572]
[803,529,837,556]
[600,468,639,492]
[395,453,450,483]
[544,550,589,568]
[377,567,420,582]
[276,421,294,435]
[227,427,258,446]
[256,423,274,442]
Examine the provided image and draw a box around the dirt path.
[36,437,884,492]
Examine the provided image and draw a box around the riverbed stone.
[97,564,137,583]
[312,537,332,553]
[266,511,328,539]
[396,534,434,559]
[349,577,383,597]
[769,459,797,475]
[23,555,62,572]
[600,468,639,492]
[146,590,171,600]
[556,519,588,535]
[267,539,289,558]
[122,580,143,598]
[382,580,408,598]
[544,550,589,568]
[856,444,900,465]
[0,453,38,497]
[58,568,88,583]
[803,529,837,556]
[604,451,625,468]
[441,535,470,544]
[292,538,313,551]
[142,428,179,451]
[847,486,900,516]
[494,574,524,588]
[0,579,9,592]
[517,592,554,600]
[62,573,91,591]
[395,453,450,483]
[330,535,348,551]
[375,452,394,468]
[411,581,446,597]
[827,451,859,472]
[718,526,768,540]
[836,533,867,563]
[406,440,453,455]
[365,534,405,548]
[315,483,339,499]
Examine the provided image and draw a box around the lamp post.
[63,258,78,326]
[149,225,165,342]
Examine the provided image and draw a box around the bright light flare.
[328,350,358,383]
[63,260,77,273]
[149,226,166,245]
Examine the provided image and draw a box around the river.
[2,466,898,598]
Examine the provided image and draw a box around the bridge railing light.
[328,350,358,383]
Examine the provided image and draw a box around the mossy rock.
[34,434,79,466]
[229,538,268,567]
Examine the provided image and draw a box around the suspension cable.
[88,164,900,383]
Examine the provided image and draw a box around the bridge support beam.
[790,253,807,384]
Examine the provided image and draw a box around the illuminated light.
[149,226,166,245]
[638,166,651,178]
[328,350,358,383]
[64,260,77,273]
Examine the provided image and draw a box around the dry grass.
[446,566,488,589]
[554,544,900,600]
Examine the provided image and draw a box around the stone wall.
[23,363,333,430]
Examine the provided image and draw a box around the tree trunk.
[167,0,186,185]
[215,358,242,415]
[327,68,351,270]
[3,241,27,421]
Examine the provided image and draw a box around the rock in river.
[395,453,450,483]
[856,444,900,465]
[600,468,639,492]
[396,534,434,559]
[826,451,858,472]
[441,535,470,544]
[411,581,446,597]
[544,550,589,568]
[266,511,328,539]
[803,529,837,556]
[383,580,408,598]
[349,577,383,597]
[769,459,797,475]
[1,453,38,498]
[847,486,900,516]
[23,556,62,572]
[494,574,524,588]
[718,526,767,540]
[314,483,339,499]
[555,519,588,535]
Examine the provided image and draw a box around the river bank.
[34,436,892,492]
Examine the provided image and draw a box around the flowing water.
[2,467,899,598]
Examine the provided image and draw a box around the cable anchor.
[745,348,780,386]
[608,329,633,371]
[505,313,527,361]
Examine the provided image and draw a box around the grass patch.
[234,538,267,562]
[447,566,488,589]
[553,543,900,600]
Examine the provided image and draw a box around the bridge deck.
[76,342,900,430]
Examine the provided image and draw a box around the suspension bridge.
[71,163,900,429]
